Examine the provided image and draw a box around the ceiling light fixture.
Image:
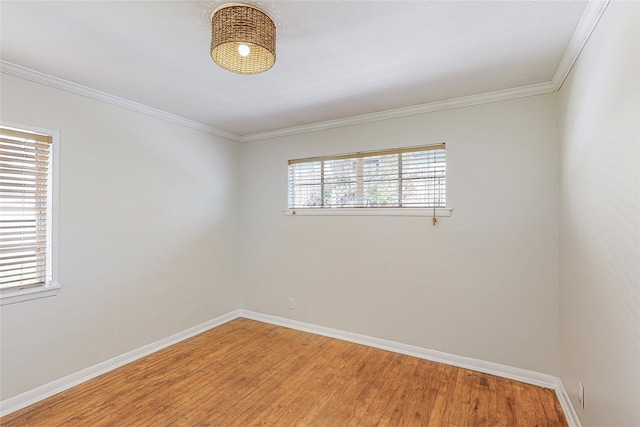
[210,3,276,75]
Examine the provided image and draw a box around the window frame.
[0,122,61,306]
[285,144,451,217]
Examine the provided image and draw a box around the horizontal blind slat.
[0,254,47,265]
[288,144,445,209]
[0,126,51,290]
[0,264,47,276]
[288,143,444,164]
[0,128,52,143]
[0,276,46,287]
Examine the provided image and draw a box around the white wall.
[557,2,640,426]
[0,74,242,400]
[240,94,560,374]
[5,5,636,416]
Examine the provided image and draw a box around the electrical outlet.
[288,297,295,309]
[578,382,585,409]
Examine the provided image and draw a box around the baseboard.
[554,378,582,427]
[1,309,582,427]
[239,309,582,427]
[0,310,241,417]
[239,310,558,387]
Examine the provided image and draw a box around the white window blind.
[288,144,446,209]
[0,126,52,292]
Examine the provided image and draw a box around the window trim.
[287,144,445,165]
[287,143,448,212]
[283,207,452,217]
[0,121,61,306]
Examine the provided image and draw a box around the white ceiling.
[1,1,592,140]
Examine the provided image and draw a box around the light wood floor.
[1,318,568,426]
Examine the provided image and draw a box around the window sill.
[283,207,452,217]
[0,283,61,306]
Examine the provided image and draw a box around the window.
[288,144,446,210]
[0,124,59,305]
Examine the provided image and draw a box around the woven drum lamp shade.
[211,4,276,74]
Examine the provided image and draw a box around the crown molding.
[239,1,610,143]
[0,61,240,142]
[0,1,608,144]
[551,0,609,90]
[240,81,556,142]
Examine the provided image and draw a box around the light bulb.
[238,44,250,57]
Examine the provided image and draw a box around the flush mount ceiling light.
[210,3,276,75]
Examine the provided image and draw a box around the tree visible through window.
[288,144,446,209]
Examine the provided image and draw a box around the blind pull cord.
[432,206,437,226]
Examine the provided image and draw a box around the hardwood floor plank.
[493,373,513,426]
[466,371,489,426]
[1,319,569,426]
[444,369,470,426]
[538,386,565,426]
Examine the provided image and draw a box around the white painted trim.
[240,82,556,142]
[0,309,581,426]
[283,207,452,217]
[554,378,583,427]
[0,283,61,306]
[0,0,607,146]
[239,1,609,143]
[239,310,558,388]
[239,310,582,426]
[0,59,556,144]
[0,121,61,306]
[0,310,241,417]
[0,61,240,142]
[551,0,609,90]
